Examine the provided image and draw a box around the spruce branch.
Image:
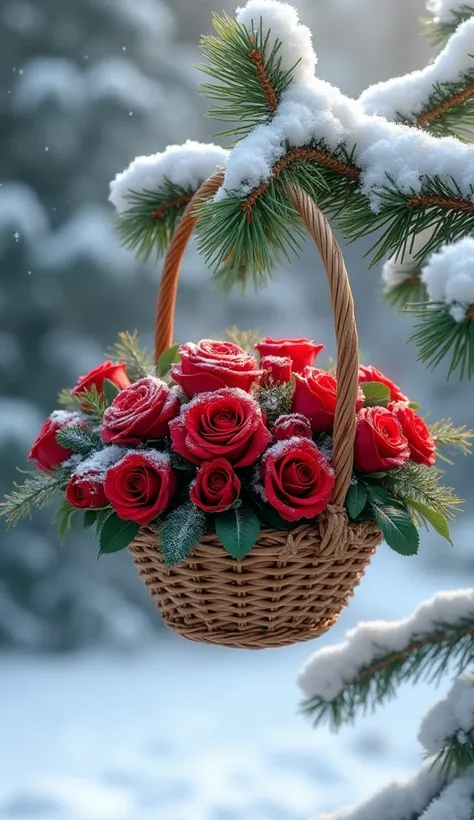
[107,331,154,382]
[429,727,474,779]
[429,418,474,464]
[57,388,81,411]
[423,6,474,46]
[300,619,474,730]
[385,462,462,521]
[76,386,108,423]
[1,466,72,528]
[225,326,261,351]
[407,304,474,381]
[412,68,474,139]
[199,13,297,138]
[56,425,102,458]
[383,275,428,310]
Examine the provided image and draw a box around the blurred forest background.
[0,0,472,652]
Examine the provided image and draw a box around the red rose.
[101,377,180,446]
[72,361,130,402]
[28,411,83,472]
[255,337,324,374]
[190,458,241,513]
[171,339,262,398]
[260,356,292,388]
[358,365,408,404]
[66,471,108,509]
[354,407,411,473]
[261,437,335,522]
[170,388,271,467]
[104,451,177,525]
[272,414,312,441]
[293,368,364,432]
[389,403,436,466]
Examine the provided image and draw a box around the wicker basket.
[129,173,382,649]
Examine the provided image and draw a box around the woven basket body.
[129,522,381,648]
[138,174,382,648]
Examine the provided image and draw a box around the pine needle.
[385,462,463,522]
[429,418,474,464]
[107,331,155,382]
[225,326,261,351]
[1,467,71,528]
[408,305,474,381]
[421,6,474,46]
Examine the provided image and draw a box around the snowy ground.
[1,538,471,820]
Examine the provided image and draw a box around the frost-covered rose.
[389,403,436,467]
[101,377,180,446]
[66,471,108,509]
[272,414,312,441]
[104,451,177,525]
[28,411,83,472]
[354,407,411,473]
[171,339,262,398]
[260,355,292,388]
[190,459,241,513]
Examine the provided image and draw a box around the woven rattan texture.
[129,522,382,649]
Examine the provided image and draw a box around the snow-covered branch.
[298,589,474,728]
[421,237,474,322]
[427,0,474,24]
[419,674,474,777]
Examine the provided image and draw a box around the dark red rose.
[104,451,177,526]
[255,337,324,374]
[272,414,312,441]
[260,355,292,388]
[171,339,262,398]
[101,377,180,446]
[293,367,364,432]
[389,403,436,466]
[190,458,241,513]
[72,361,130,403]
[354,407,411,473]
[358,365,408,404]
[28,411,83,472]
[170,388,271,467]
[66,471,108,509]
[261,437,335,522]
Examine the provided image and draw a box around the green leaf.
[53,501,77,542]
[103,379,121,405]
[360,381,391,407]
[366,483,404,508]
[251,498,293,530]
[345,482,368,520]
[98,513,139,556]
[216,503,260,560]
[83,509,99,529]
[373,504,420,556]
[408,402,421,410]
[406,499,454,545]
[160,501,205,567]
[158,343,181,376]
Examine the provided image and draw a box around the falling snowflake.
[28,271,31,276]
[129,112,133,117]
[19,69,24,75]
[13,231,20,242]
[122,46,127,51]
[45,146,49,152]
[84,55,89,60]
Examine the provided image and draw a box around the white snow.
[382,228,435,289]
[426,0,474,23]
[418,674,474,755]
[236,0,317,82]
[420,767,474,819]
[109,141,229,215]
[49,410,84,426]
[73,447,126,481]
[359,18,474,121]
[298,588,474,701]
[421,236,474,320]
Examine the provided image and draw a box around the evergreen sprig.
[114,180,194,261]
[108,331,154,382]
[422,6,474,46]
[383,275,428,311]
[429,726,474,778]
[225,326,261,351]
[0,466,72,528]
[77,385,108,423]
[57,388,81,411]
[407,304,474,380]
[385,462,462,522]
[56,425,102,457]
[429,418,474,463]
[407,67,474,139]
[300,617,474,730]
[200,12,297,138]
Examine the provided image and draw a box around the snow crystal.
[421,237,474,320]
[418,674,474,755]
[262,435,305,460]
[184,386,262,412]
[420,767,474,820]
[312,758,447,820]
[382,228,435,289]
[109,141,229,214]
[73,446,126,481]
[119,448,171,469]
[359,18,474,121]
[236,0,316,82]
[298,588,474,701]
[426,0,473,23]
[49,410,84,425]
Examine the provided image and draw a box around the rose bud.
[260,355,293,388]
[72,361,130,404]
[66,471,108,509]
[354,407,411,473]
[255,337,324,374]
[28,411,84,472]
[190,459,241,513]
[171,339,262,399]
[272,414,312,441]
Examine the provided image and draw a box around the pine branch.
[430,728,474,779]
[107,331,154,382]
[114,180,195,261]
[1,466,72,528]
[57,388,82,411]
[411,68,474,139]
[225,326,261,351]
[77,385,108,423]
[56,425,102,457]
[383,275,428,310]
[429,418,474,464]
[385,462,462,521]
[300,618,474,730]
[423,6,474,46]
[199,13,297,138]
[407,304,474,381]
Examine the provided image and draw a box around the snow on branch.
[311,759,447,820]
[109,140,228,215]
[418,674,474,778]
[427,0,474,23]
[298,589,474,727]
[359,18,474,130]
[419,767,474,819]
[421,236,474,322]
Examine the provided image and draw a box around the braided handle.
[154,177,359,506]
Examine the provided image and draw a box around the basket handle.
[154,176,359,508]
